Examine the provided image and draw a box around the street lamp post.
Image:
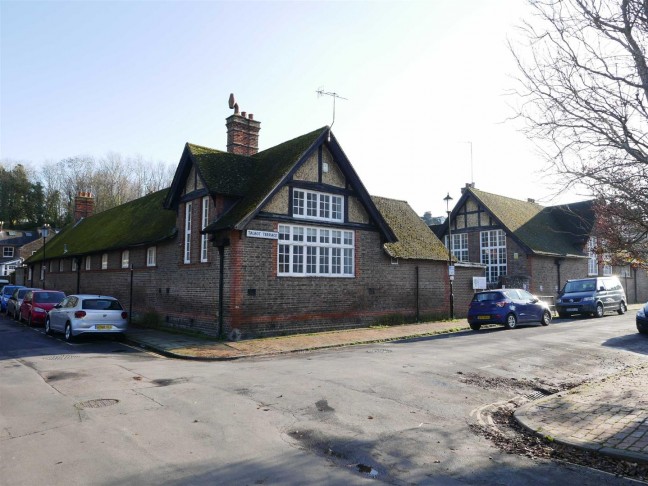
[444,193,454,319]
[42,224,50,289]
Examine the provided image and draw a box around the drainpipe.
[76,257,82,293]
[415,266,420,322]
[554,257,563,294]
[129,264,134,326]
[216,237,230,340]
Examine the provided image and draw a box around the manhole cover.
[43,355,80,360]
[77,399,119,409]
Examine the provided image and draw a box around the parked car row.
[1,285,128,342]
[468,277,639,333]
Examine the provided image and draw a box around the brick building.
[434,185,648,303]
[24,104,483,338]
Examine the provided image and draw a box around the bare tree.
[510,0,648,264]
[38,153,174,224]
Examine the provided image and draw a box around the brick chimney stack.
[225,93,260,156]
[74,191,95,221]
[226,113,261,156]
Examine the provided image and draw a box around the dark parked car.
[7,287,40,320]
[637,302,648,335]
[467,288,552,330]
[555,276,626,318]
[19,290,66,326]
[1,285,25,313]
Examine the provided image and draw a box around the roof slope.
[372,196,449,261]
[467,188,594,257]
[201,127,328,232]
[27,189,177,262]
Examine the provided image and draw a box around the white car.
[46,294,128,342]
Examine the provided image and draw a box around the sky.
[0,0,592,218]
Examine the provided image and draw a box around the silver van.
[556,276,627,318]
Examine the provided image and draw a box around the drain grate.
[43,355,80,360]
[77,399,119,409]
[526,390,551,401]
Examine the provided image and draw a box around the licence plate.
[96,325,113,330]
[566,308,578,312]
[477,315,490,320]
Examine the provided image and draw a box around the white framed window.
[603,263,612,276]
[3,247,13,257]
[201,197,209,262]
[72,258,78,272]
[101,253,108,270]
[184,202,192,264]
[28,267,32,280]
[587,237,598,276]
[59,259,64,272]
[85,256,91,271]
[480,229,507,284]
[40,264,45,281]
[121,250,130,269]
[620,266,631,278]
[293,189,343,223]
[147,246,157,267]
[278,224,354,277]
[445,233,468,262]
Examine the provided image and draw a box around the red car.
[19,290,66,326]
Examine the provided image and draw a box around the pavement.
[123,305,648,466]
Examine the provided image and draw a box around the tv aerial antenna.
[316,88,347,133]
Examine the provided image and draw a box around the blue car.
[1,285,25,313]
[467,288,552,331]
[637,302,648,335]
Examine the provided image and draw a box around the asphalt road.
[1,311,647,485]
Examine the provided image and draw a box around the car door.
[505,290,529,322]
[50,297,68,331]
[519,289,542,321]
[20,291,33,321]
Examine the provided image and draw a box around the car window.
[604,278,622,291]
[518,289,535,300]
[82,299,123,311]
[563,279,596,293]
[503,290,521,300]
[34,292,65,304]
[17,289,30,298]
[68,296,78,308]
[473,292,504,302]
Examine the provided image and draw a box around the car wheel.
[64,323,74,343]
[618,302,627,315]
[504,313,517,329]
[541,310,551,326]
[594,303,604,318]
[469,323,481,331]
[45,318,52,335]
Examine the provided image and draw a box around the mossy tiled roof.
[201,127,328,231]
[372,196,449,261]
[188,144,256,196]
[467,188,593,257]
[26,189,176,262]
